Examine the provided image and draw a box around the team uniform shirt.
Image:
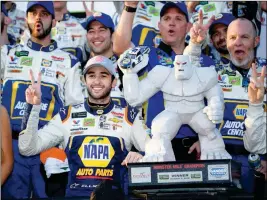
[136,41,216,139]
[217,57,267,152]
[22,13,87,63]
[215,57,266,192]
[6,3,26,43]
[19,100,148,197]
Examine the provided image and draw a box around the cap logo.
[93,12,102,17]
[94,56,105,62]
[215,14,223,20]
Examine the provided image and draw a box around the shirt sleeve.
[19,104,66,156]
[243,102,266,154]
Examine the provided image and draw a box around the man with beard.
[18,55,149,198]
[0,2,15,46]
[22,1,88,64]
[204,13,235,71]
[1,1,85,199]
[194,17,266,192]
[85,12,125,102]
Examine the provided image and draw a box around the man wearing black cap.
[0,2,15,46]
[18,55,149,198]
[113,2,215,161]
[203,13,235,70]
[1,1,85,199]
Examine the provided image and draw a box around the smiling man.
[204,13,235,70]
[18,55,150,198]
[85,12,125,101]
[215,17,266,192]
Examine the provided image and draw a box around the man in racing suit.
[1,1,85,199]
[189,17,266,192]
[19,55,149,197]
[22,1,88,64]
[84,12,125,102]
[203,13,236,72]
[2,1,26,43]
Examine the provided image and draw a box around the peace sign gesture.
[190,10,215,44]
[248,64,266,104]
[25,69,42,105]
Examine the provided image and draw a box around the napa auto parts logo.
[208,164,229,180]
[131,167,151,183]
[78,136,114,168]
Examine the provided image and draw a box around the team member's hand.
[25,69,42,105]
[188,141,201,159]
[124,1,139,8]
[190,10,214,44]
[121,151,143,166]
[248,64,266,104]
[256,160,267,180]
[83,1,94,17]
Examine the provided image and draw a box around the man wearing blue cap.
[0,2,15,46]
[113,2,216,161]
[1,1,85,199]
[18,55,149,197]
[22,1,88,64]
[85,11,125,102]
[203,13,235,70]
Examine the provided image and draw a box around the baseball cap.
[27,1,55,19]
[160,2,189,22]
[83,55,115,76]
[1,2,8,16]
[209,13,236,36]
[85,12,114,32]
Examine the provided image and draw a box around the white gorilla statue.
[118,46,231,162]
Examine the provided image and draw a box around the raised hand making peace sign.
[25,69,42,105]
[190,10,215,44]
[248,64,266,104]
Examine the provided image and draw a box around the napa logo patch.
[233,105,248,120]
[78,136,114,167]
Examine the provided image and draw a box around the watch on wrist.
[124,6,137,13]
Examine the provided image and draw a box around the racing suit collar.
[26,39,58,52]
[84,98,114,115]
